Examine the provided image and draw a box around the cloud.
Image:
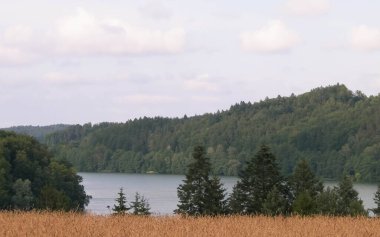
[139,1,172,19]
[52,8,185,56]
[191,95,220,103]
[0,45,34,65]
[184,74,219,92]
[117,94,177,104]
[350,25,380,51]
[240,20,300,53]
[284,0,331,16]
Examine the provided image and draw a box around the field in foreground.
[1,212,379,237]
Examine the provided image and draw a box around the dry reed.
[0,212,379,237]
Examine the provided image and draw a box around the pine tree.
[372,184,380,216]
[229,145,290,215]
[335,176,366,216]
[130,192,151,215]
[175,146,226,216]
[112,188,130,215]
[262,186,287,216]
[291,159,323,198]
[290,159,323,215]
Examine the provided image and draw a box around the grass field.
[1,212,379,237]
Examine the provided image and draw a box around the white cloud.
[52,8,185,55]
[350,25,380,51]
[139,1,172,19]
[284,0,331,16]
[117,94,177,104]
[0,45,33,65]
[191,95,220,103]
[184,74,219,92]
[241,20,300,53]
[4,25,34,45]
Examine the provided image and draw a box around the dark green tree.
[291,159,323,198]
[335,176,366,216]
[292,191,315,215]
[130,192,151,215]
[0,131,90,211]
[290,159,323,215]
[262,186,288,216]
[372,184,380,216]
[11,179,33,210]
[112,188,130,215]
[229,145,290,215]
[176,146,226,216]
[315,187,339,215]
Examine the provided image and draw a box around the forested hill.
[1,124,70,142]
[45,84,380,181]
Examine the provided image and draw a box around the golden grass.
[1,212,379,237]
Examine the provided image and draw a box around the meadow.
[1,212,379,237]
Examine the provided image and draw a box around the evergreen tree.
[290,159,323,215]
[176,146,226,216]
[130,192,151,215]
[315,187,339,215]
[262,186,288,216]
[335,176,366,216]
[11,179,34,210]
[112,188,130,215]
[292,191,315,215]
[291,159,323,198]
[229,145,290,215]
[372,184,380,216]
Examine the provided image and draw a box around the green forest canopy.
[5,84,380,182]
[0,131,90,211]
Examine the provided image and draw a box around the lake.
[80,173,378,215]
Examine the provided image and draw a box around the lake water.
[80,173,378,215]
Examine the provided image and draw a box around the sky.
[1,0,380,127]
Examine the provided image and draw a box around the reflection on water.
[80,173,377,215]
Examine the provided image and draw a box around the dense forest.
[0,131,90,211]
[5,84,380,182]
[2,125,70,142]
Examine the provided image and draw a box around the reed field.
[1,212,379,237]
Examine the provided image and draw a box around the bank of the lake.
[80,173,378,215]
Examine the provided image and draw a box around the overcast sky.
[1,0,379,127]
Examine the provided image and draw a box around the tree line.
[0,131,90,211]
[39,84,380,182]
[175,145,380,217]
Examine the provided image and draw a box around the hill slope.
[1,124,70,142]
[45,84,380,181]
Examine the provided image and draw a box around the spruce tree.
[372,184,380,216]
[130,192,151,215]
[112,188,130,215]
[291,159,323,198]
[290,159,323,215]
[176,146,226,216]
[335,176,366,216]
[229,145,290,215]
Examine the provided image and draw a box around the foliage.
[112,188,130,215]
[1,124,70,142]
[229,145,290,215]
[290,159,323,215]
[372,184,380,216]
[130,192,151,215]
[314,176,366,216]
[335,176,366,216]
[176,146,226,216]
[41,84,380,182]
[0,131,90,211]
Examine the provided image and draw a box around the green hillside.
[1,125,70,142]
[45,84,380,182]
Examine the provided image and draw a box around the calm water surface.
[80,173,377,215]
